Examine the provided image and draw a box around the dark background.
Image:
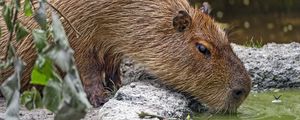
[190,0,300,45]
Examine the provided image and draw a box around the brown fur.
[0,0,251,112]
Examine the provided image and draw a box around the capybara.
[0,0,251,113]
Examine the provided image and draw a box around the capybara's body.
[0,0,251,112]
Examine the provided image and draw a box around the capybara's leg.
[82,71,107,107]
[76,50,108,107]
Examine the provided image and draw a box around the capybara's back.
[0,0,251,112]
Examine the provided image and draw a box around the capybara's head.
[150,9,252,113]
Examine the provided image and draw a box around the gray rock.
[96,82,190,120]
[232,42,300,91]
[93,58,192,120]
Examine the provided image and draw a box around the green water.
[195,89,300,120]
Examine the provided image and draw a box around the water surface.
[195,89,300,120]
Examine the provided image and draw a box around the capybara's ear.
[173,10,192,32]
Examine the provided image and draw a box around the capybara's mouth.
[211,92,248,114]
[188,88,248,114]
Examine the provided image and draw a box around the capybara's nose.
[231,87,246,100]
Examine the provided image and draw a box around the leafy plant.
[0,0,91,120]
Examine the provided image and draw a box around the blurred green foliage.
[190,0,299,17]
[0,0,91,120]
[244,37,263,48]
[190,0,300,44]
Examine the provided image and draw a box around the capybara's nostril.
[232,88,246,100]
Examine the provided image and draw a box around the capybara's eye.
[196,43,211,58]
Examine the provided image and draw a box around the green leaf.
[43,78,63,112]
[0,58,13,69]
[31,68,47,85]
[14,0,21,10]
[34,1,47,30]
[23,0,33,17]
[55,72,91,120]
[30,56,53,85]
[0,58,25,120]
[32,29,47,52]
[0,0,5,6]
[50,12,73,72]
[48,48,72,72]
[21,87,43,110]
[15,23,29,42]
[2,5,13,32]
[51,12,91,120]
[51,11,69,48]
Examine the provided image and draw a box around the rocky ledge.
[233,42,300,91]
